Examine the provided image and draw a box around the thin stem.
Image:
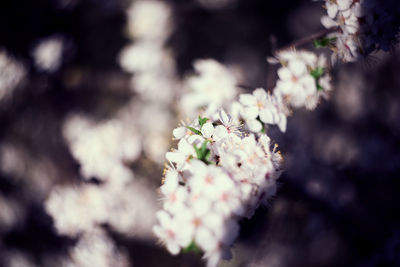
[275,26,340,53]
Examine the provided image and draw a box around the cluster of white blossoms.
[63,228,130,267]
[318,0,400,63]
[180,59,240,119]
[270,49,332,111]
[118,0,180,164]
[154,108,283,267]
[62,114,141,181]
[119,0,179,104]
[0,49,26,102]
[31,36,65,72]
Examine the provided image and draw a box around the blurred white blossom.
[32,36,64,72]
[180,59,240,119]
[126,0,173,42]
[0,49,26,102]
[64,228,130,267]
[63,114,141,181]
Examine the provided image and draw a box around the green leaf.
[193,140,212,164]
[198,116,209,127]
[257,117,266,133]
[313,37,337,49]
[182,241,202,254]
[310,67,324,79]
[185,126,202,135]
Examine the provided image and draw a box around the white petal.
[241,106,258,120]
[288,60,306,76]
[259,109,274,124]
[201,122,214,138]
[326,2,338,18]
[166,242,180,255]
[253,88,267,102]
[337,0,351,10]
[173,127,187,139]
[214,125,228,140]
[218,109,230,126]
[277,67,292,81]
[246,119,262,132]
[321,16,338,28]
[239,93,257,106]
[278,114,287,132]
[166,151,185,164]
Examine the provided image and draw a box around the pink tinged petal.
[288,60,307,76]
[239,93,257,106]
[259,109,274,124]
[277,67,292,81]
[246,119,262,132]
[321,16,338,28]
[201,122,214,138]
[173,127,187,139]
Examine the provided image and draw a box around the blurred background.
[0,0,400,266]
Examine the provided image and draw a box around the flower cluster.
[0,49,26,102]
[271,49,332,110]
[154,108,283,267]
[319,0,400,62]
[32,36,65,73]
[119,0,178,104]
[180,59,240,119]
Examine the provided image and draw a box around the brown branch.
[275,26,341,54]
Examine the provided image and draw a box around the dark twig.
[276,26,340,53]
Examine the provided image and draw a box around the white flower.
[274,58,316,108]
[32,36,64,72]
[239,88,287,132]
[166,138,198,170]
[153,211,190,254]
[126,0,172,42]
[180,59,239,118]
[161,169,188,213]
[272,50,331,111]
[155,106,283,267]
[0,49,26,102]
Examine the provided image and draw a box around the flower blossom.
[271,50,332,111]
[154,104,283,267]
[318,0,400,62]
